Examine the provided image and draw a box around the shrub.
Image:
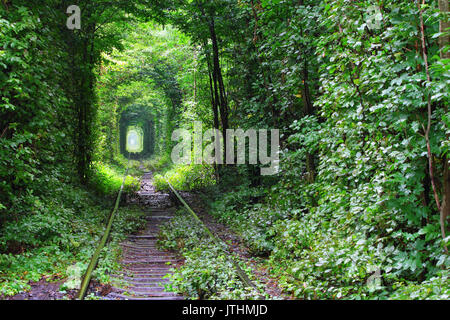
[89,161,140,196]
[153,164,215,192]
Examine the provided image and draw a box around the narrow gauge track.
[79,165,261,300]
[103,171,183,300]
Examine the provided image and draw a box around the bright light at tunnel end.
[126,126,144,153]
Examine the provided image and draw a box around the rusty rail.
[77,159,130,300]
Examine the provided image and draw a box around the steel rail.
[77,159,131,300]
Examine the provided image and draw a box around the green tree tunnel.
[119,105,155,160]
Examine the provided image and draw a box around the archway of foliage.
[119,105,155,160]
[1,0,449,300]
[94,23,195,165]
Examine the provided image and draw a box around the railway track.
[79,164,261,300]
[103,171,184,300]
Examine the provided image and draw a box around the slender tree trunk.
[298,0,316,183]
[419,0,448,253]
[203,39,221,180]
[208,16,229,143]
[301,59,316,183]
[193,51,197,105]
[203,39,220,131]
[439,0,450,237]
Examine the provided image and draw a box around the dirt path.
[104,171,184,300]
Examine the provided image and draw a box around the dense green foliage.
[89,162,140,196]
[1,0,449,300]
[0,177,145,296]
[0,1,149,297]
[153,164,216,191]
[156,0,450,299]
[95,23,193,162]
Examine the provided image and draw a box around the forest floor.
[4,278,107,300]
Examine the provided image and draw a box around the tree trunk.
[298,0,316,183]
[203,39,221,180]
[302,60,316,183]
[208,16,229,140]
[203,39,220,132]
[419,0,447,253]
[439,0,450,235]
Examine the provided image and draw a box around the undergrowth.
[207,178,450,300]
[89,161,140,196]
[0,163,146,297]
[157,208,266,300]
[153,164,216,192]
